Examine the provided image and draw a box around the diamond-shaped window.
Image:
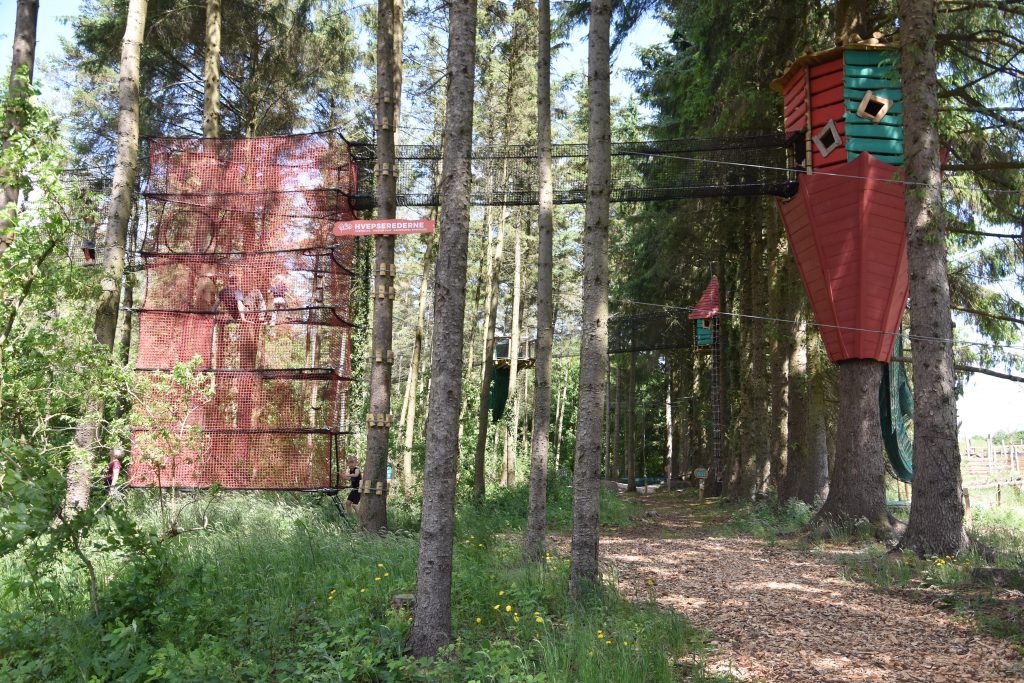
[856,90,892,124]
[812,119,842,158]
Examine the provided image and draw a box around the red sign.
[334,219,435,236]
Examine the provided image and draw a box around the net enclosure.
[130,132,357,490]
[349,133,800,208]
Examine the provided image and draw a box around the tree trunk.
[408,0,476,656]
[813,359,892,533]
[569,0,610,596]
[664,361,673,488]
[203,0,221,138]
[625,355,637,492]
[554,368,566,471]
[402,230,434,493]
[504,227,523,485]
[362,0,404,532]
[800,354,830,505]
[66,0,148,513]
[0,0,38,259]
[473,212,505,497]
[897,0,967,556]
[835,0,870,43]
[780,316,809,502]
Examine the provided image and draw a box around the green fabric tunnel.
[489,366,511,423]
[879,335,914,482]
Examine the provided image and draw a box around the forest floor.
[553,490,1024,682]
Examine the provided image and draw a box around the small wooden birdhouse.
[695,319,714,348]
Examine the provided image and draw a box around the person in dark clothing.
[345,457,361,515]
[213,274,247,322]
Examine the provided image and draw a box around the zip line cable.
[615,297,1024,355]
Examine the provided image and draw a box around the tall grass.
[0,481,717,682]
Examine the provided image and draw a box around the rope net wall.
[349,133,800,208]
[130,132,357,490]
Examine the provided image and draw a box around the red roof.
[688,277,720,319]
[776,153,908,362]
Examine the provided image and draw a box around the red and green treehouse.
[774,37,914,480]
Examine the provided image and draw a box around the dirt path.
[563,492,1023,682]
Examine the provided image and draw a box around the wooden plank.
[844,76,900,91]
[845,122,903,141]
[846,137,904,155]
[809,57,843,78]
[844,64,899,79]
[844,87,902,102]
[810,69,844,95]
[849,151,904,165]
[845,110,903,126]
[812,85,845,109]
[844,49,898,66]
[811,105,847,128]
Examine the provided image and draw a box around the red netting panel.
[131,132,357,490]
[146,133,355,197]
[136,314,352,373]
[135,372,351,432]
[129,430,338,490]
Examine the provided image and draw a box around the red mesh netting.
[130,133,358,490]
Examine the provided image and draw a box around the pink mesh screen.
[130,133,357,490]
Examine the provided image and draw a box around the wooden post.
[988,433,994,476]
[997,483,1002,506]
[963,488,972,528]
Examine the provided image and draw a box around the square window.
[856,90,892,124]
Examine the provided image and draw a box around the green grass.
[0,481,718,682]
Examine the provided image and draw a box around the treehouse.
[773,35,908,363]
[494,334,537,369]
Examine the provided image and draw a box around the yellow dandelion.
[475,617,482,624]
[377,563,384,568]
[384,572,390,577]
[588,651,594,657]
[505,605,512,612]
[494,604,500,610]
[597,630,603,638]
[478,544,484,548]
[498,591,505,596]
[513,614,520,623]
[328,595,334,601]
[623,641,629,647]
[605,640,612,646]
[360,588,366,593]
[535,616,544,624]
[375,576,381,581]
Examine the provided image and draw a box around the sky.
[1,0,1020,438]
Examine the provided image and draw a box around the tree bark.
[66,0,149,513]
[835,0,870,43]
[0,0,38,259]
[408,0,476,656]
[780,316,809,502]
[362,0,404,532]
[813,359,893,533]
[898,0,968,556]
[504,227,523,485]
[625,355,637,492]
[402,230,434,493]
[569,0,610,596]
[202,0,221,138]
[473,212,505,497]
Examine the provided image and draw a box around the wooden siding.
[776,153,908,363]
[843,49,903,163]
